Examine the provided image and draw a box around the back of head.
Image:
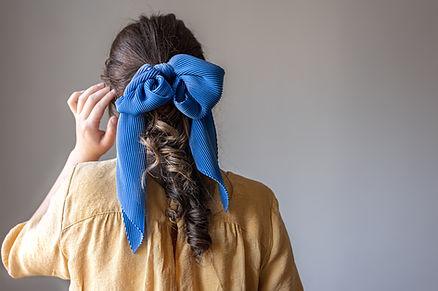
[101,13,214,261]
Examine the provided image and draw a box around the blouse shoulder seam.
[59,162,80,265]
[61,211,122,233]
[259,193,275,271]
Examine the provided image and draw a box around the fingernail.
[112,117,118,123]
[98,82,105,87]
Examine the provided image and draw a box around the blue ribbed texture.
[114,53,229,253]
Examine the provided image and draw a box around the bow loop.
[115,67,175,116]
[169,54,225,120]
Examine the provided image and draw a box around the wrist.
[68,148,100,165]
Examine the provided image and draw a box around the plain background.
[1,0,437,290]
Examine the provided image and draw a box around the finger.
[67,90,84,114]
[80,86,111,119]
[77,82,105,114]
[88,89,117,126]
[100,116,118,149]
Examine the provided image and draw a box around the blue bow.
[114,53,229,253]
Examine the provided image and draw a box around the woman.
[2,13,303,290]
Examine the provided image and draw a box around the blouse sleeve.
[1,163,77,279]
[258,195,304,291]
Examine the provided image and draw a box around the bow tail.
[115,113,147,253]
[189,112,230,211]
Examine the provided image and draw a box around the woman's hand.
[67,82,118,163]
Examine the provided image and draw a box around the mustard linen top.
[2,158,303,291]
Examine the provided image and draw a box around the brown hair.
[101,13,216,262]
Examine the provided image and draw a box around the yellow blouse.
[2,158,303,290]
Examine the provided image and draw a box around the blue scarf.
[114,53,229,253]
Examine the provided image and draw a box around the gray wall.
[1,0,437,290]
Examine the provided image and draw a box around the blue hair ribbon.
[114,53,229,253]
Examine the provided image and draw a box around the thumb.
[101,116,118,148]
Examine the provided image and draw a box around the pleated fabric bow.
[114,53,229,253]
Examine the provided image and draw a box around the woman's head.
[101,13,215,262]
[102,13,204,105]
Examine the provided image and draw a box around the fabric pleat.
[114,53,229,253]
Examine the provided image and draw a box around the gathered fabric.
[114,54,230,253]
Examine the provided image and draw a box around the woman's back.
[2,158,303,290]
